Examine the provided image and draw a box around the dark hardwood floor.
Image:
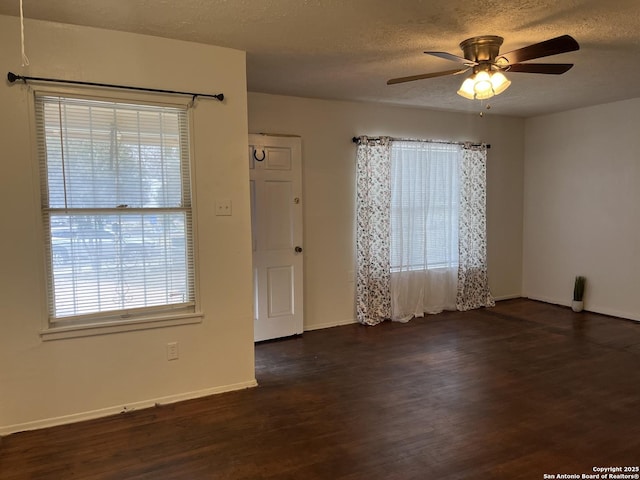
[2,299,640,479]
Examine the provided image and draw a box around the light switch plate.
[167,342,179,361]
[215,199,232,216]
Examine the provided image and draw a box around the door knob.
[295,246,303,253]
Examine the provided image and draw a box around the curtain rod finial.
[7,72,19,83]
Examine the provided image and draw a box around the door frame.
[249,133,304,342]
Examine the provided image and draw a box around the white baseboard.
[493,294,522,301]
[0,379,258,436]
[302,300,525,331]
[304,318,357,331]
[525,294,640,323]
[524,294,567,307]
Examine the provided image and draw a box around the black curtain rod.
[7,72,224,101]
[352,136,490,149]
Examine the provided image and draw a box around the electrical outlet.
[215,199,232,216]
[167,342,179,361]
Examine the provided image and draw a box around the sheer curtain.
[457,145,495,310]
[389,141,460,321]
[355,137,392,326]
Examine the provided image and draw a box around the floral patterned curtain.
[456,145,495,311]
[355,137,392,325]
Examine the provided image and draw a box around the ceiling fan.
[387,35,580,100]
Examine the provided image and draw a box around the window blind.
[35,94,195,323]
[390,141,460,271]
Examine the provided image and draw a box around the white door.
[249,134,303,342]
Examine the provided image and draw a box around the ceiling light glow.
[457,69,511,100]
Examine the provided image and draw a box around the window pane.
[50,213,190,318]
[43,98,185,209]
[390,142,460,271]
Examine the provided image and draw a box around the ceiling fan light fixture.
[457,77,476,99]
[473,71,494,99]
[490,71,511,95]
[457,69,511,100]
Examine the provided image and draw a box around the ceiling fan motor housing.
[460,35,504,63]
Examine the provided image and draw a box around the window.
[36,93,196,329]
[389,141,460,272]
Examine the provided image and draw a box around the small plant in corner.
[572,276,586,312]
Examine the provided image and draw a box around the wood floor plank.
[1,299,639,479]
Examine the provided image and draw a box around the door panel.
[264,147,292,170]
[249,134,303,342]
[249,179,257,252]
[265,181,293,250]
[267,266,294,317]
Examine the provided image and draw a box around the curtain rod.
[352,136,490,149]
[6,72,224,102]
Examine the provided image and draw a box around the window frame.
[31,86,203,340]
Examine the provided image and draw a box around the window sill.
[40,312,204,341]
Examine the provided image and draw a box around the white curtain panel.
[456,145,495,311]
[389,141,460,321]
[355,137,392,325]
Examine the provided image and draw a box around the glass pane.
[43,99,185,209]
[50,213,190,318]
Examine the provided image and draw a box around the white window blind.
[390,141,460,272]
[36,94,195,324]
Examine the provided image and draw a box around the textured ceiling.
[2,0,640,117]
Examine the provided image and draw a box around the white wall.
[523,98,640,320]
[248,93,525,331]
[0,16,255,434]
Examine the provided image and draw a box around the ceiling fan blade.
[425,51,476,65]
[506,63,574,74]
[500,35,579,64]
[387,68,468,85]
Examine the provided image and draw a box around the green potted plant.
[572,276,586,312]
